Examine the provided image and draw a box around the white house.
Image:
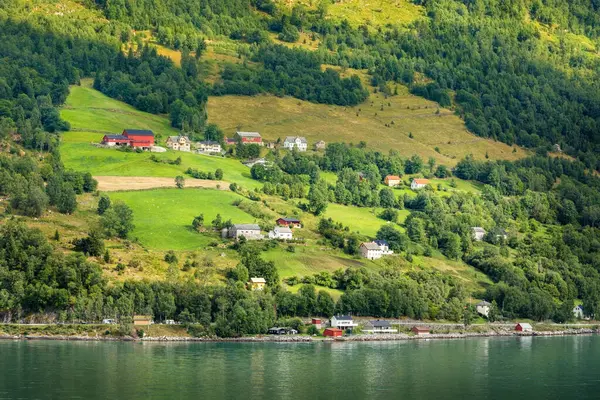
[268,226,293,240]
[362,320,398,334]
[472,227,486,241]
[283,136,308,152]
[166,135,191,152]
[196,140,222,153]
[573,305,585,319]
[373,240,394,255]
[360,242,382,260]
[411,178,430,190]
[476,301,491,317]
[226,224,263,240]
[330,315,358,330]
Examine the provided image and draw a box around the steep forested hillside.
[1,0,600,333]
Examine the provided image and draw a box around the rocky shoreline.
[0,328,597,343]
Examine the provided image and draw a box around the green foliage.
[101,202,135,239]
[97,194,112,215]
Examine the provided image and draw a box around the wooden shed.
[323,328,343,337]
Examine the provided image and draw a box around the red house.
[122,129,154,148]
[236,131,263,145]
[323,328,343,337]
[102,134,130,146]
[411,326,430,335]
[276,217,302,228]
[311,318,322,329]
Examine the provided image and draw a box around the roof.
[472,227,486,233]
[413,178,430,184]
[236,131,261,138]
[274,227,292,234]
[133,315,152,321]
[361,242,381,250]
[123,129,154,136]
[367,320,391,328]
[324,328,343,332]
[385,175,401,180]
[373,240,389,247]
[316,140,326,144]
[278,217,301,223]
[574,305,584,310]
[412,326,430,331]
[197,140,220,145]
[333,315,353,321]
[283,136,307,144]
[104,134,128,140]
[232,224,261,231]
[250,277,266,283]
[517,323,533,329]
[477,301,491,307]
[167,135,189,141]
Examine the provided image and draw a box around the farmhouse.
[133,315,153,326]
[384,175,401,187]
[276,217,302,228]
[314,140,326,151]
[323,328,343,337]
[515,322,533,332]
[411,326,430,335]
[166,135,191,152]
[248,277,266,291]
[283,136,308,152]
[573,305,585,319]
[227,224,263,240]
[472,227,486,241]
[101,134,129,147]
[362,320,398,334]
[268,226,293,240]
[101,129,155,149]
[411,178,430,190]
[330,315,358,330]
[476,301,491,317]
[236,131,263,145]
[196,141,222,153]
[360,242,383,260]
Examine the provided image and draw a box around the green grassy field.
[323,203,408,237]
[60,82,259,188]
[262,245,365,278]
[108,189,255,250]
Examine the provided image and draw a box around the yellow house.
[248,277,266,291]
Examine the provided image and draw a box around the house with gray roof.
[476,301,492,317]
[362,320,398,334]
[472,227,486,241]
[268,226,293,240]
[166,135,191,152]
[226,224,263,240]
[330,315,358,330]
[283,136,308,152]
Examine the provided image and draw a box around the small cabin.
[411,326,430,335]
[312,318,322,329]
[324,328,343,337]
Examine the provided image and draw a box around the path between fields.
[94,176,229,191]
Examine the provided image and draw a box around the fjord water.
[1,336,599,399]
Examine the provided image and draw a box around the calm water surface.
[1,335,599,399]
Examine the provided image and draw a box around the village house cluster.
[223,217,302,243]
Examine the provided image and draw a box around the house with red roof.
[411,178,430,190]
[384,175,401,187]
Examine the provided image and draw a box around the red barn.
[276,217,302,228]
[236,131,262,145]
[323,328,343,337]
[123,129,154,148]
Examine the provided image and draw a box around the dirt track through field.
[94,176,229,191]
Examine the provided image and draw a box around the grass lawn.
[108,188,255,250]
[60,136,259,188]
[207,86,525,167]
[62,79,179,136]
[262,246,365,278]
[323,203,407,237]
[285,284,344,301]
